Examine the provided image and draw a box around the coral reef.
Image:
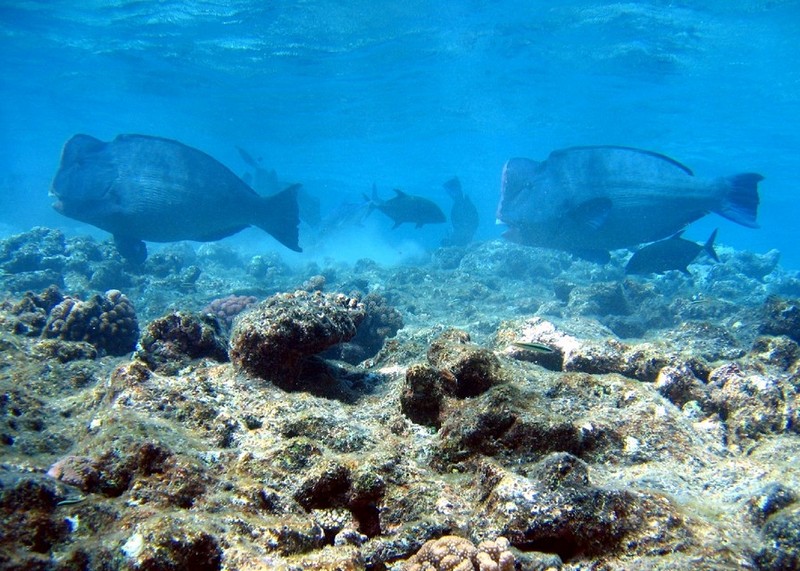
[229,290,365,389]
[1,286,138,356]
[760,295,800,343]
[137,311,229,373]
[42,289,138,356]
[401,535,515,571]
[1,235,800,569]
[202,294,258,328]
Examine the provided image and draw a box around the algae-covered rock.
[471,455,689,560]
[137,311,229,374]
[229,291,365,389]
[760,295,800,344]
[427,328,506,398]
[755,504,800,571]
[401,363,448,427]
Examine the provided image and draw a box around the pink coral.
[203,294,258,327]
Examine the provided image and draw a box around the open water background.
[1,1,798,268]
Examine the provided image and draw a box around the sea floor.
[1,227,799,570]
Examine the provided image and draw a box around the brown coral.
[41,289,138,356]
[403,535,514,571]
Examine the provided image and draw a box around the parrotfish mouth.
[51,199,65,213]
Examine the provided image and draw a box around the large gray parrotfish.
[51,134,302,263]
[496,145,762,262]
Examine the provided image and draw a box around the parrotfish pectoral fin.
[114,235,147,264]
[256,183,302,252]
[572,197,613,231]
[719,173,762,228]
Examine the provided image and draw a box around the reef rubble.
[0,228,799,570]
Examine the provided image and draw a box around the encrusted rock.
[120,514,222,570]
[401,364,450,427]
[655,365,711,411]
[137,311,229,374]
[42,289,138,356]
[760,295,800,344]
[0,469,72,563]
[754,504,800,571]
[708,363,790,446]
[427,328,506,397]
[471,454,688,560]
[229,290,365,389]
[325,292,403,364]
[746,482,798,527]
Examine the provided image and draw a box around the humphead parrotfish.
[365,185,446,229]
[496,146,762,262]
[51,134,302,263]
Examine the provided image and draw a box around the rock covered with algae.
[229,290,366,389]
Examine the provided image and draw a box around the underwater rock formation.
[427,328,506,398]
[401,329,507,428]
[2,236,800,569]
[42,289,138,356]
[471,455,689,560]
[229,290,365,389]
[0,227,68,291]
[137,311,229,374]
[760,295,800,343]
[326,292,404,364]
[401,363,448,428]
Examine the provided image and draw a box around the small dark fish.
[442,176,479,246]
[497,146,762,262]
[51,134,302,262]
[511,341,555,353]
[625,229,719,275]
[365,185,446,229]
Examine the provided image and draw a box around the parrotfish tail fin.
[257,183,302,252]
[704,228,720,262]
[719,173,762,228]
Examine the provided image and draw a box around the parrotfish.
[497,146,761,262]
[51,134,302,263]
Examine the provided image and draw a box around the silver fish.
[51,134,302,262]
[497,146,761,262]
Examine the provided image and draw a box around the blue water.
[1,1,798,268]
